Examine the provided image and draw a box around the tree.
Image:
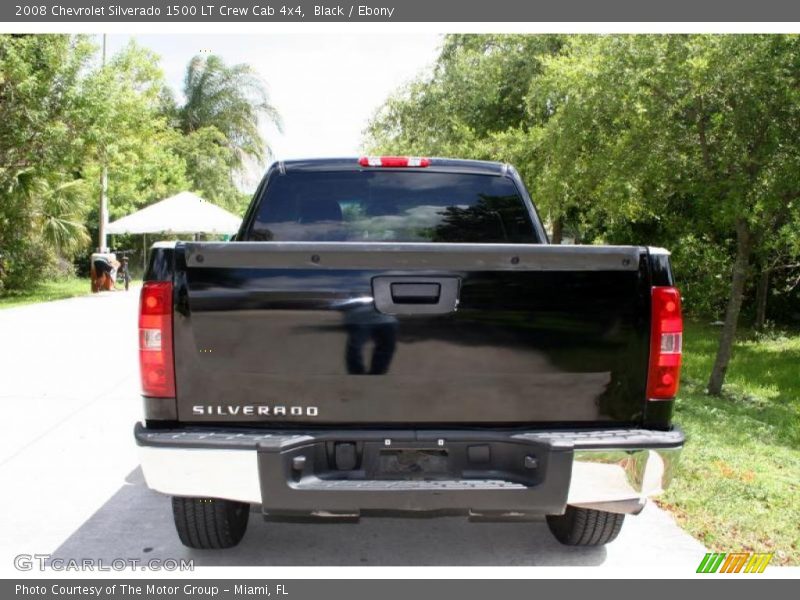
[0,37,279,293]
[0,35,96,290]
[80,41,190,222]
[530,35,800,394]
[365,35,564,161]
[172,125,250,214]
[177,54,281,168]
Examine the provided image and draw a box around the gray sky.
[106,34,441,187]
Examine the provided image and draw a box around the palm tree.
[178,55,282,168]
[38,178,91,255]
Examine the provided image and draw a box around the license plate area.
[377,448,449,479]
[310,439,548,487]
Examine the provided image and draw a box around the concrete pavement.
[0,290,707,570]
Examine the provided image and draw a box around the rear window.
[247,170,538,243]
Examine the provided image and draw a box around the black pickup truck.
[135,157,684,550]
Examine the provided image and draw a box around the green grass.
[0,277,92,309]
[660,322,800,565]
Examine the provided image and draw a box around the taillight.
[647,286,683,400]
[358,156,430,168]
[139,281,175,398]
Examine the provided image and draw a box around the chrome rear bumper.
[135,424,683,517]
[568,448,681,514]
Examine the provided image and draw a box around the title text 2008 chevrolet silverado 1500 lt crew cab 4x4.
[134,157,684,550]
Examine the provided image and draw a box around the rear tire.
[172,497,249,549]
[546,506,625,546]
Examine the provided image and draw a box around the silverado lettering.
[192,405,319,416]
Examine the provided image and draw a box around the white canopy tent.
[107,191,241,235]
[106,191,242,270]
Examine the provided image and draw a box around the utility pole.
[98,33,109,253]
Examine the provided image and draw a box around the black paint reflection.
[342,303,398,375]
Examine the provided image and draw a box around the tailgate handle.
[390,282,441,304]
[373,277,460,315]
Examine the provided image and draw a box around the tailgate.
[173,242,650,425]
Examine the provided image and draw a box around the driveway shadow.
[52,468,607,566]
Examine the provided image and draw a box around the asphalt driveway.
[0,290,707,569]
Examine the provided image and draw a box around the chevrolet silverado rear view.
[134,157,684,550]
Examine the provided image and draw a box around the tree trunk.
[551,216,564,244]
[707,219,753,396]
[754,268,769,331]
